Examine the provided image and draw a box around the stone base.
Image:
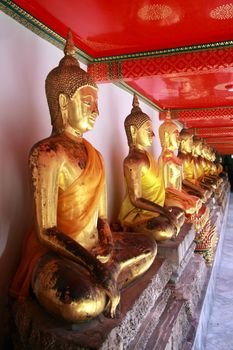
[11,258,173,350]
[145,297,189,350]
[128,288,172,350]
[157,223,195,282]
[171,253,207,317]
[128,252,207,350]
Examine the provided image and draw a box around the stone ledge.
[157,223,196,283]
[145,297,189,350]
[171,253,207,318]
[128,288,172,350]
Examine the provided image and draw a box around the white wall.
[0,11,162,345]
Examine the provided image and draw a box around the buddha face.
[135,121,154,148]
[202,145,209,160]
[180,135,193,154]
[60,85,99,134]
[193,142,202,157]
[169,129,180,150]
[210,149,216,162]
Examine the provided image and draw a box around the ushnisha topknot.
[124,94,151,146]
[193,135,202,144]
[45,29,97,132]
[179,128,193,141]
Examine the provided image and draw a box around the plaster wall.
[0,11,162,346]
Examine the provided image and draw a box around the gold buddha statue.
[179,135,217,263]
[201,144,226,202]
[202,145,220,179]
[191,137,217,191]
[178,129,211,202]
[157,115,219,265]
[158,114,201,215]
[9,32,157,323]
[216,155,225,176]
[118,95,184,241]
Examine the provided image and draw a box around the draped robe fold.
[118,152,165,226]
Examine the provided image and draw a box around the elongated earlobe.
[130,125,137,146]
[59,93,69,127]
[164,131,170,148]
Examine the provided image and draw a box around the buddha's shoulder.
[124,150,149,169]
[29,135,67,161]
[178,152,186,160]
[30,135,59,151]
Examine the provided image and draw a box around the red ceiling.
[12,0,233,58]
[127,71,233,110]
[6,0,233,153]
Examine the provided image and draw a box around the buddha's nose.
[92,102,99,116]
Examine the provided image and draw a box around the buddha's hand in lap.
[97,263,120,318]
[94,218,114,263]
[163,207,179,230]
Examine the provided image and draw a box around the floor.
[204,193,233,350]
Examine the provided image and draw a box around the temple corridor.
[204,193,233,350]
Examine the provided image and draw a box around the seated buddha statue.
[215,155,229,193]
[201,144,217,179]
[178,129,211,202]
[118,95,185,241]
[201,145,226,202]
[216,156,226,177]
[158,117,217,264]
[9,32,157,323]
[158,114,201,215]
[191,137,217,192]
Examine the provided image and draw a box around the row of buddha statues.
[9,32,228,326]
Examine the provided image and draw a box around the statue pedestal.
[157,223,196,282]
[128,253,207,350]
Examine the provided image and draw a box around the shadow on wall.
[108,106,126,223]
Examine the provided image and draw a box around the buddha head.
[208,147,216,162]
[179,128,193,154]
[124,94,154,148]
[45,30,98,135]
[211,149,216,162]
[192,136,202,157]
[159,111,180,151]
[200,141,208,160]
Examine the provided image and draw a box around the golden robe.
[118,152,165,226]
[159,151,200,214]
[10,139,105,301]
